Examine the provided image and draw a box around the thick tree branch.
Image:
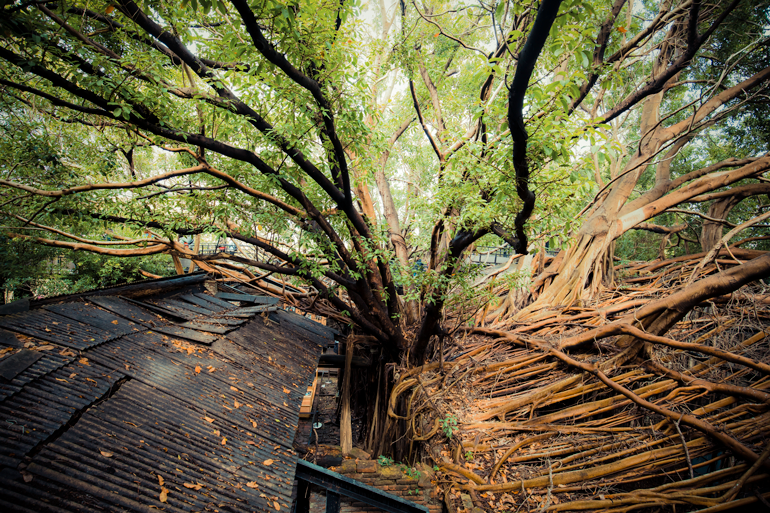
[507,0,564,254]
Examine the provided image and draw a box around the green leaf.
[494,1,505,19]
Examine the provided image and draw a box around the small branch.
[674,414,695,480]
[688,210,770,284]
[409,80,443,162]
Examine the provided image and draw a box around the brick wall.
[328,459,443,513]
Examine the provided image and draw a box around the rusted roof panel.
[0,310,113,350]
[0,280,324,512]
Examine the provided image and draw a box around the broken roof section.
[0,273,333,512]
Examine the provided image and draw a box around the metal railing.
[468,246,516,266]
[197,243,237,255]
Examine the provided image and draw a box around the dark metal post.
[294,479,310,513]
[326,491,341,513]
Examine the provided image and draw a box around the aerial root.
[395,254,770,511]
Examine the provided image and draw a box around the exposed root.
[392,252,770,512]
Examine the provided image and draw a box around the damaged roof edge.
[29,272,208,307]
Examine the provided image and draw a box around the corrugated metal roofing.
[0,279,326,512]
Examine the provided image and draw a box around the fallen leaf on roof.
[100,451,113,457]
[69,373,77,378]
[234,400,241,409]
[214,430,220,436]
[20,470,33,483]
[159,487,169,503]
[263,459,274,466]
[245,440,256,445]
[246,481,258,489]
[208,367,215,373]
[183,482,203,490]
[195,365,201,374]
[221,437,227,446]
[79,358,90,366]
[60,349,76,356]
[86,378,98,384]
[37,345,55,351]
[204,416,215,423]
[158,475,164,486]
[55,378,69,383]
[111,320,119,324]
[251,420,257,428]
[24,342,35,348]
[274,501,281,511]
[282,387,290,394]
[43,328,51,332]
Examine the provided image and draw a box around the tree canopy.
[1,0,769,359]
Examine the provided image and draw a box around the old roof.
[0,274,332,512]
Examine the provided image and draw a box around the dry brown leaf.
[282,387,290,394]
[159,487,169,503]
[213,429,220,436]
[204,416,215,423]
[85,378,98,384]
[158,475,164,486]
[263,459,274,466]
[245,440,256,445]
[221,437,227,445]
[69,373,77,378]
[208,367,215,373]
[251,420,257,428]
[246,481,258,489]
[234,400,241,409]
[79,358,90,366]
[230,386,238,392]
[60,349,76,357]
[37,345,55,351]
[183,482,203,490]
[274,501,280,511]
[100,450,113,458]
[195,365,201,374]
[55,378,69,383]
[24,342,35,348]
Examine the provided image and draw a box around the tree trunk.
[702,197,739,252]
